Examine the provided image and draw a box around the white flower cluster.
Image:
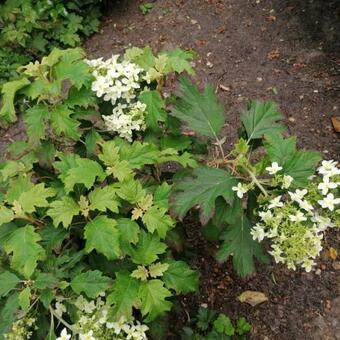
[86,55,151,141]
[102,101,146,141]
[251,160,339,272]
[4,317,36,340]
[56,294,148,340]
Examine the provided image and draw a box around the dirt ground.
[85,0,340,339]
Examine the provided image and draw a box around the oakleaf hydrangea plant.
[0,43,338,340]
[169,86,339,276]
[0,47,198,339]
[251,159,339,272]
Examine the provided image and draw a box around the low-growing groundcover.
[0,45,339,340]
[0,0,104,85]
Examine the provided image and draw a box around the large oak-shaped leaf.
[241,101,285,140]
[216,215,268,277]
[4,225,46,278]
[170,167,237,224]
[107,271,140,320]
[171,77,225,139]
[264,133,321,187]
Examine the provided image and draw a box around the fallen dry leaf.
[238,291,268,306]
[267,49,280,60]
[216,26,226,34]
[293,63,306,69]
[331,116,340,133]
[219,84,231,92]
[328,247,338,260]
[266,15,277,22]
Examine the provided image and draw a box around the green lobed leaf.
[54,48,91,89]
[216,215,268,277]
[138,279,172,322]
[0,271,20,297]
[171,167,237,224]
[70,270,111,298]
[88,186,120,213]
[164,48,195,75]
[283,150,321,187]
[116,177,146,204]
[0,161,30,182]
[157,149,197,168]
[4,225,46,278]
[240,100,285,141]
[128,230,167,265]
[142,206,175,238]
[48,196,80,228]
[107,271,140,320]
[33,272,58,290]
[236,317,252,335]
[63,158,105,193]
[18,287,31,311]
[148,262,169,278]
[264,133,297,165]
[18,183,55,213]
[213,314,234,336]
[172,77,225,139]
[5,175,33,204]
[116,218,140,246]
[131,266,149,281]
[24,104,49,145]
[65,86,96,108]
[116,140,159,169]
[139,90,167,131]
[163,260,199,294]
[0,292,20,339]
[153,183,172,209]
[125,46,155,70]
[39,225,68,252]
[264,133,321,187]
[50,104,80,140]
[0,206,14,225]
[0,78,30,125]
[84,216,121,260]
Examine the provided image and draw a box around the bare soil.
[85,0,340,339]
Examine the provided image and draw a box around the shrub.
[0,46,338,339]
[0,0,103,84]
[0,47,199,339]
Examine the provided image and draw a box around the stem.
[17,214,45,228]
[49,306,76,333]
[214,137,225,159]
[246,168,268,197]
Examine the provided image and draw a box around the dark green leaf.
[4,225,46,278]
[70,270,111,298]
[171,167,237,224]
[107,271,140,319]
[216,215,268,277]
[139,90,167,131]
[84,216,121,260]
[240,101,285,140]
[128,230,167,265]
[138,279,172,322]
[0,271,20,297]
[172,77,224,139]
[163,260,199,294]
